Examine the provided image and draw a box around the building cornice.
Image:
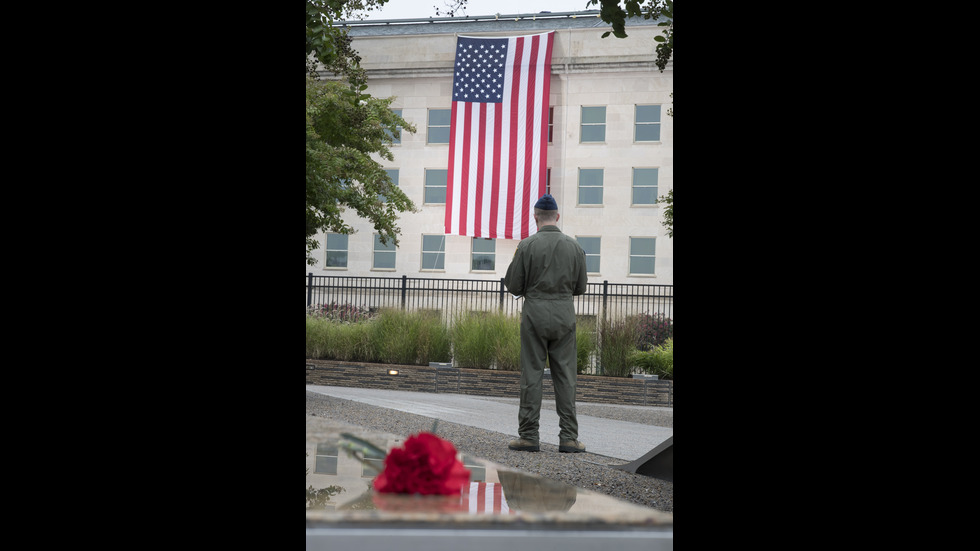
[315,58,670,82]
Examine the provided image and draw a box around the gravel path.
[306,390,673,513]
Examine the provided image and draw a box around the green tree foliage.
[589,1,673,237]
[306,0,389,86]
[306,78,418,264]
[305,0,420,265]
[588,0,673,71]
[659,189,672,238]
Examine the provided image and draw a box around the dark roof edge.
[339,10,604,26]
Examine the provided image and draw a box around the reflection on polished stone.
[306,415,672,528]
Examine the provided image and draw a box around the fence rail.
[306,273,673,328]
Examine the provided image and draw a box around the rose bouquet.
[373,432,471,495]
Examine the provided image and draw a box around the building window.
[631,168,659,206]
[548,106,554,143]
[314,441,338,475]
[424,169,448,204]
[629,237,657,276]
[373,235,397,270]
[578,168,603,205]
[427,108,451,144]
[576,236,601,274]
[361,457,385,477]
[471,238,495,271]
[634,105,661,142]
[421,234,446,271]
[388,109,402,144]
[324,233,348,268]
[380,169,398,203]
[580,106,606,143]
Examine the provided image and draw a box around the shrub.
[575,325,596,374]
[305,315,373,361]
[599,316,641,377]
[449,313,489,369]
[330,322,378,362]
[491,315,521,371]
[630,338,672,380]
[305,307,663,377]
[370,309,450,365]
[451,311,521,370]
[307,302,375,323]
[632,313,673,351]
[416,313,453,365]
[305,315,333,359]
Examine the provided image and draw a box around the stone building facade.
[308,11,673,287]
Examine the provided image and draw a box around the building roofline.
[339,10,603,27]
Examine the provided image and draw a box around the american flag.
[445,32,554,240]
[461,482,514,514]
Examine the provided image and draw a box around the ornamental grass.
[306,304,668,378]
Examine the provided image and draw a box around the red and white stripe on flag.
[445,31,554,240]
[463,482,514,514]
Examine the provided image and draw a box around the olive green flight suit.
[503,225,588,443]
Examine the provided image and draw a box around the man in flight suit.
[503,194,589,453]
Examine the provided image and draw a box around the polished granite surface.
[306,415,673,530]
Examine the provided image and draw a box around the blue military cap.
[534,193,558,210]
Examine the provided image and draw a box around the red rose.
[374,432,471,495]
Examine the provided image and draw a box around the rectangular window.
[421,234,446,271]
[548,106,554,143]
[631,168,659,205]
[471,238,495,271]
[546,168,551,195]
[324,233,348,268]
[576,236,601,274]
[361,457,385,478]
[380,169,398,203]
[634,105,661,142]
[427,108,451,144]
[578,168,603,205]
[580,106,606,143]
[629,237,657,275]
[424,169,447,204]
[388,109,402,144]
[373,234,396,270]
[314,441,339,475]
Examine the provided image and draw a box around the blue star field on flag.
[452,37,508,104]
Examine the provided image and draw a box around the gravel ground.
[306,390,673,513]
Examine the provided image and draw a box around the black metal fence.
[306,273,673,329]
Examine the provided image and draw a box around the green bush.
[306,315,333,359]
[306,307,666,377]
[598,316,641,377]
[450,313,490,369]
[305,308,449,365]
[491,314,521,371]
[416,313,453,365]
[451,311,521,370]
[306,315,374,361]
[370,309,451,365]
[307,302,375,323]
[575,325,596,374]
[631,313,673,350]
[630,338,673,380]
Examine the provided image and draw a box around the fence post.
[401,275,408,310]
[307,272,314,308]
[602,280,609,324]
[598,280,609,376]
[499,278,505,310]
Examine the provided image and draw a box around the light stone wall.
[309,22,672,288]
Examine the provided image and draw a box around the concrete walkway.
[306,384,672,463]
